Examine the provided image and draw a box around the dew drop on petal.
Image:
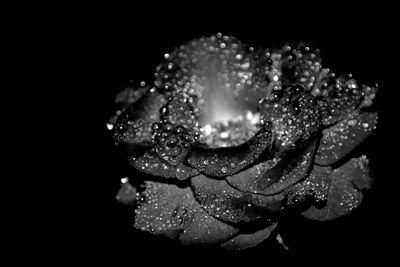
[175,164,191,180]
[221,166,228,174]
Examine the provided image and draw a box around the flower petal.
[226,139,318,196]
[116,178,137,205]
[286,165,331,205]
[280,43,323,90]
[220,223,278,250]
[315,74,378,126]
[159,92,200,133]
[260,87,321,153]
[187,122,273,177]
[179,209,239,245]
[191,174,284,225]
[301,156,372,221]
[315,112,378,166]
[154,35,270,107]
[134,181,200,239]
[153,124,195,167]
[112,91,167,147]
[133,180,239,244]
[130,150,198,179]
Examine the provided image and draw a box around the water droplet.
[221,166,228,174]
[347,119,357,126]
[106,123,114,130]
[176,165,190,180]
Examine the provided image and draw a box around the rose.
[109,34,378,250]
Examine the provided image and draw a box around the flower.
[109,34,378,250]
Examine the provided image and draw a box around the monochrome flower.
[110,34,378,250]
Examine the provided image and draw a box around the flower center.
[198,78,261,148]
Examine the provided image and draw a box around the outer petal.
[226,139,318,196]
[111,90,167,147]
[315,112,378,166]
[116,178,137,205]
[134,181,199,239]
[191,174,284,225]
[129,150,199,180]
[286,165,331,205]
[315,75,378,126]
[220,223,278,250]
[301,156,372,221]
[132,180,239,244]
[179,209,239,245]
[187,122,273,177]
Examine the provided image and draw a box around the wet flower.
[108,34,378,250]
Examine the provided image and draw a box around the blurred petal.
[220,223,278,250]
[191,174,284,225]
[315,112,378,166]
[154,35,271,108]
[187,123,273,177]
[301,156,372,220]
[226,139,317,196]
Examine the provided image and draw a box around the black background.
[18,4,396,265]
